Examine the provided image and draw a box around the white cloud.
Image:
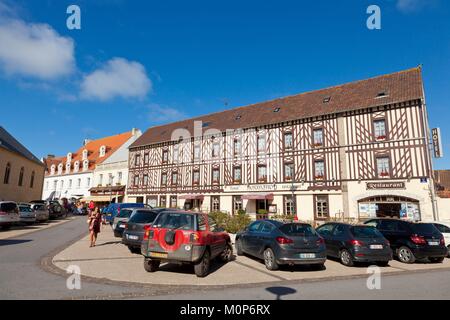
[396,0,437,13]
[0,17,75,80]
[80,58,152,101]
[147,103,187,124]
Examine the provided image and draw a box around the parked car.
[315,222,392,267]
[364,218,447,263]
[430,221,450,257]
[0,201,20,230]
[236,220,327,270]
[104,203,148,224]
[30,203,50,222]
[113,208,137,238]
[122,208,165,254]
[141,210,232,277]
[18,205,36,224]
[48,201,66,219]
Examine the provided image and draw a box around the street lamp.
[109,175,115,204]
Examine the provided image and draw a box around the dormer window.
[83,160,89,171]
[82,149,88,160]
[65,163,71,174]
[74,161,80,172]
[58,163,63,175]
[99,146,106,157]
[50,165,56,175]
[67,152,72,162]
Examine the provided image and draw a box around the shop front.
[358,195,421,221]
[179,194,204,210]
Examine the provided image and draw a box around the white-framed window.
[118,172,122,184]
[257,134,266,153]
[314,160,325,179]
[53,180,57,190]
[374,119,387,140]
[87,177,91,187]
[284,162,294,181]
[233,166,242,183]
[82,149,88,160]
[99,145,106,157]
[74,161,79,172]
[194,145,201,161]
[257,165,267,182]
[173,148,179,163]
[99,174,103,186]
[65,162,71,174]
[161,172,167,186]
[68,179,72,189]
[233,138,241,156]
[67,152,72,162]
[143,174,149,186]
[58,163,63,175]
[60,180,64,190]
[83,160,89,171]
[284,195,295,215]
[50,165,56,175]
[77,178,81,188]
[315,195,329,219]
[212,168,220,184]
[193,170,200,185]
[284,132,293,149]
[313,128,324,147]
[172,172,178,185]
[133,175,139,187]
[376,156,390,178]
[212,142,220,158]
[108,173,113,185]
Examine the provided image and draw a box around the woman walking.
[88,207,102,247]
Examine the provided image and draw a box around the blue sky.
[0,0,450,169]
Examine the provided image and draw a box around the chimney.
[47,154,55,158]
[132,128,141,136]
[83,139,92,146]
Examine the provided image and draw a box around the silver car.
[0,201,20,230]
[30,203,50,222]
[19,205,36,224]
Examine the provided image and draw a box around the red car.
[141,210,233,277]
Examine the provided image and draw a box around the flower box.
[313,143,323,148]
[376,135,387,141]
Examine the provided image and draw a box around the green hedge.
[209,211,252,234]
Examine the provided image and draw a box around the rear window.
[411,223,440,235]
[0,202,17,212]
[279,224,316,236]
[129,211,159,224]
[153,212,195,230]
[19,206,32,212]
[350,226,383,238]
[117,209,133,218]
[34,205,45,211]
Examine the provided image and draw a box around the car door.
[316,223,336,257]
[330,224,348,255]
[242,221,263,256]
[208,216,226,258]
[254,222,274,259]
[378,220,402,251]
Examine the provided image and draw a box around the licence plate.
[428,241,439,246]
[150,252,168,259]
[127,235,139,240]
[370,245,383,249]
[299,253,316,259]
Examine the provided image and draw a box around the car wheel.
[429,257,445,263]
[143,258,160,272]
[397,246,416,264]
[263,248,279,271]
[219,243,233,262]
[129,246,141,255]
[340,249,354,267]
[235,239,243,256]
[194,250,211,278]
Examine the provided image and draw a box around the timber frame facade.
[127,67,437,222]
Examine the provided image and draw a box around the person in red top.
[88,207,102,247]
[88,200,95,214]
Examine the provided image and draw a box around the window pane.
[377,157,390,177]
[313,129,323,145]
[315,161,324,177]
[284,133,293,148]
[374,119,386,138]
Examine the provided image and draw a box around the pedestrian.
[88,207,102,247]
[88,200,95,214]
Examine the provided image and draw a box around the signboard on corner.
[432,128,443,158]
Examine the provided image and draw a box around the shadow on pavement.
[266,286,297,300]
[0,239,32,246]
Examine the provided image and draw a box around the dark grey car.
[122,208,164,254]
[235,220,327,270]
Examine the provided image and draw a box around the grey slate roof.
[0,126,43,166]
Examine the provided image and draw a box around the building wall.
[0,148,45,202]
[42,172,93,200]
[437,197,450,221]
[127,100,435,221]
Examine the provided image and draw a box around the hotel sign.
[366,182,405,190]
[224,183,307,193]
[432,128,443,158]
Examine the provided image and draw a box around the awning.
[80,195,113,202]
[89,185,125,193]
[242,193,274,200]
[179,194,205,200]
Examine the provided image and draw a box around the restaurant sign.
[366,182,405,190]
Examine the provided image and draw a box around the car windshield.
[129,211,159,224]
[350,226,383,238]
[279,223,316,236]
[411,223,440,235]
[19,206,32,212]
[0,203,17,212]
[153,212,195,230]
[117,209,133,218]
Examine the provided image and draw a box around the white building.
[42,129,140,202]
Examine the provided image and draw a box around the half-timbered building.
[127,67,438,222]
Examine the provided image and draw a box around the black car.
[122,208,163,254]
[316,222,392,267]
[235,220,327,270]
[364,218,447,263]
